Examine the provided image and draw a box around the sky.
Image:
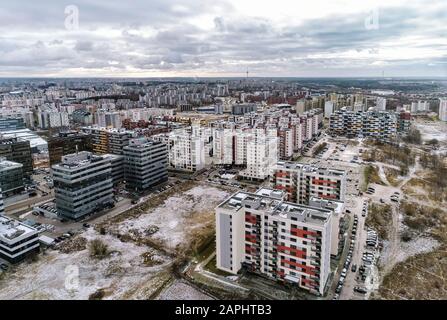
[0,0,446,78]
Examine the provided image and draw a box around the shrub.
[89,239,109,259]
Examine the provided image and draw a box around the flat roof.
[1,129,48,150]
[219,189,331,226]
[276,161,346,176]
[0,214,37,241]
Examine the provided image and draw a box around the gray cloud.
[0,0,446,77]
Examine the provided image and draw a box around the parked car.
[354,286,367,294]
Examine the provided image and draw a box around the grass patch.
[363,165,384,190]
[377,248,447,300]
[383,167,402,187]
[365,203,392,240]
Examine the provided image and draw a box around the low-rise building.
[0,214,40,263]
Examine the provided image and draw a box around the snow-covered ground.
[157,280,213,300]
[0,228,172,300]
[113,185,230,250]
[0,184,231,300]
[414,121,447,143]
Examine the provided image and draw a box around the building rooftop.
[0,158,23,171]
[276,161,346,177]
[0,214,37,242]
[219,188,331,226]
[53,151,108,170]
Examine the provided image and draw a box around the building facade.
[0,158,24,196]
[123,138,168,191]
[0,136,33,176]
[216,188,332,295]
[272,162,347,204]
[0,214,40,263]
[52,151,114,220]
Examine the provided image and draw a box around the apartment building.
[439,99,447,121]
[52,151,114,220]
[212,128,235,165]
[81,127,134,155]
[0,214,40,263]
[239,130,278,181]
[48,131,92,165]
[0,136,33,176]
[278,128,293,160]
[123,138,168,191]
[329,109,397,141]
[0,158,24,196]
[167,128,205,172]
[272,161,347,205]
[216,188,332,295]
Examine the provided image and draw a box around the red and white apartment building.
[272,161,347,204]
[216,188,333,295]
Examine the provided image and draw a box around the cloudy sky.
[0,0,446,77]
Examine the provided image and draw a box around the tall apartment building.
[277,128,293,160]
[123,138,168,191]
[0,136,33,176]
[376,97,387,111]
[239,130,278,181]
[95,111,122,129]
[411,101,430,113]
[0,158,24,196]
[324,101,334,118]
[212,128,235,165]
[216,188,332,295]
[48,131,92,165]
[81,127,134,155]
[0,214,40,263]
[167,128,205,172]
[329,109,397,141]
[52,151,114,220]
[439,99,447,121]
[272,162,347,204]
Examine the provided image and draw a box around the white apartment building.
[439,99,447,121]
[376,97,387,111]
[167,128,205,172]
[212,128,235,165]
[324,101,334,118]
[216,188,332,295]
[239,130,278,181]
[411,101,430,113]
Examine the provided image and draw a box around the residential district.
[0,78,446,300]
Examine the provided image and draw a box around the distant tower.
[246,68,249,79]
